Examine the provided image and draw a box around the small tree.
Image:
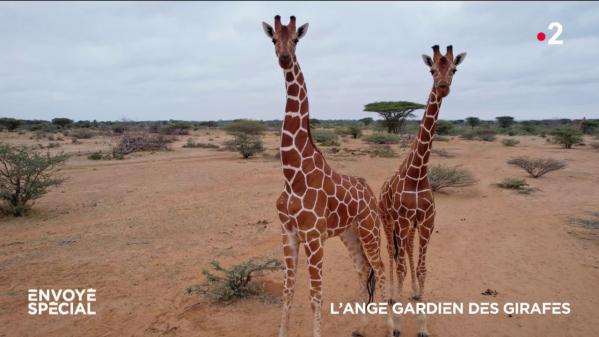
[0,144,66,216]
[579,119,599,135]
[51,118,74,129]
[364,101,425,134]
[348,125,362,139]
[550,128,583,149]
[0,118,21,131]
[465,117,480,130]
[496,116,514,129]
[226,133,264,158]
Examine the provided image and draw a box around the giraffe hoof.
[351,331,365,337]
[393,329,401,337]
[417,333,428,337]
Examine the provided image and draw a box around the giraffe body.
[380,45,466,337]
[263,16,390,337]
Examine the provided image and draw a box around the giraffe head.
[262,15,309,69]
[422,45,466,98]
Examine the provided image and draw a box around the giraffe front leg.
[415,215,434,337]
[279,227,299,337]
[303,233,325,337]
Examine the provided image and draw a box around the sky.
[0,1,598,122]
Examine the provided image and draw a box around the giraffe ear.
[454,52,467,65]
[297,23,309,40]
[262,22,274,39]
[422,54,434,67]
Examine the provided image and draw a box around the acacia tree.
[465,117,481,130]
[364,101,424,134]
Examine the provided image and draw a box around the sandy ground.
[1,130,598,337]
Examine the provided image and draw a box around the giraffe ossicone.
[262,15,392,337]
[380,44,467,337]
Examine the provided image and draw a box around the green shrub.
[496,177,533,193]
[183,138,219,149]
[0,144,66,216]
[501,139,520,147]
[435,120,454,135]
[507,156,565,178]
[225,133,264,158]
[364,133,401,144]
[87,151,105,160]
[160,122,192,135]
[186,258,282,303]
[69,128,95,139]
[225,120,266,135]
[312,129,340,146]
[550,128,583,149]
[428,165,477,192]
[368,145,396,158]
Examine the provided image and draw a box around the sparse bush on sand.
[431,148,454,158]
[502,138,520,147]
[368,145,396,158]
[186,258,282,303]
[112,133,170,157]
[428,165,477,192]
[0,143,66,216]
[496,177,533,193]
[461,129,496,142]
[507,156,565,178]
[364,133,401,144]
[183,138,219,149]
[312,129,340,146]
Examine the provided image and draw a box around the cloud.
[0,2,597,121]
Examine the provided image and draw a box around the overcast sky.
[1,1,598,122]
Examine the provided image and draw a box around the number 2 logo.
[547,22,563,45]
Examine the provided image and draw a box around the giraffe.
[379,45,466,337]
[262,15,391,337]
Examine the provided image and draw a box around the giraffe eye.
[452,69,457,74]
[293,38,299,44]
[272,39,276,44]
[430,70,435,74]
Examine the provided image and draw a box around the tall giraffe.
[380,45,466,337]
[262,15,390,337]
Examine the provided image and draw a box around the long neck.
[406,89,442,172]
[280,57,319,167]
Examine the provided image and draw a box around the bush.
[225,120,266,135]
[87,151,105,160]
[0,144,66,216]
[186,258,282,303]
[112,133,170,157]
[507,156,565,178]
[0,118,21,131]
[312,129,340,146]
[368,145,396,158]
[69,128,95,139]
[183,138,219,149]
[497,178,533,193]
[428,165,477,192]
[431,148,454,158]
[348,125,363,139]
[501,139,520,147]
[226,133,264,158]
[364,133,401,144]
[435,120,454,135]
[51,118,73,128]
[461,129,496,142]
[550,128,583,149]
[496,116,515,129]
[160,122,192,135]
